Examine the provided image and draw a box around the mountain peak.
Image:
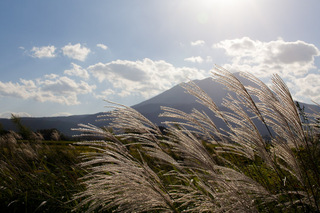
[2,73,319,137]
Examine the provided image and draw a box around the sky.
[1,0,320,118]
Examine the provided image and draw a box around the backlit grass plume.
[73,66,320,212]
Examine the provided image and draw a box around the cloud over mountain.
[213,37,320,102]
[291,74,320,103]
[0,75,96,105]
[37,76,96,105]
[2,36,320,117]
[213,37,320,78]
[0,111,32,119]
[89,58,206,98]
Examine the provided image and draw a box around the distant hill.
[0,113,105,137]
[1,74,319,137]
[132,73,267,135]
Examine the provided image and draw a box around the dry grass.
[74,66,320,212]
[0,132,86,212]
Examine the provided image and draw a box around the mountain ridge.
[1,76,319,137]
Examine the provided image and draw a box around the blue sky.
[1,0,320,118]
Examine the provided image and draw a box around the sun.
[196,0,255,9]
[190,0,259,25]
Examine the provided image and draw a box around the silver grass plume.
[73,67,320,212]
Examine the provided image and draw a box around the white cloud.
[191,40,205,46]
[31,45,56,58]
[206,56,213,63]
[44,74,59,79]
[62,43,91,61]
[0,79,37,99]
[184,56,204,63]
[51,112,73,117]
[94,89,116,99]
[0,111,32,119]
[213,37,320,78]
[89,58,206,98]
[97,43,108,50]
[0,76,96,105]
[213,37,320,103]
[290,74,320,103]
[64,63,90,79]
[37,76,96,105]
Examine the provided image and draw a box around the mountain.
[1,75,319,137]
[0,113,104,137]
[131,73,268,135]
[131,77,228,127]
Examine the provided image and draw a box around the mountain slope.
[0,75,319,137]
[0,113,105,137]
[132,74,319,136]
[132,74,254,123]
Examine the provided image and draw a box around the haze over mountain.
[1,74,319,137]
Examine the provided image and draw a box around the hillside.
[1,75,319,137]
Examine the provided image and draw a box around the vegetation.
[10,114,34,140]
[1,67,319,212]
[73,67,320,212]
[0,131,88,212]
[37,128,68,141]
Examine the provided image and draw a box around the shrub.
[74,67,320,212]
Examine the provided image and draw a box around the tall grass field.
[1,67,320,212]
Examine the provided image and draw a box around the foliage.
[74,67,320,212]
[0,133,87,212]
[10,114,33,140]
[37,128,68,141]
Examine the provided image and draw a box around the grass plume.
[74,66,320,212]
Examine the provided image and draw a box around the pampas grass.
[74,66,320,212]
[0,131,86,212]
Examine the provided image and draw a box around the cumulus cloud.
[191,40,205,46]
[290,74,320,103]
[184,56,204,63]
[44,74,59,79]
[89,58,206,98]
[36,76,96,105]
[0,79,37,99]
[31,45,56,58]
[0,76,96,105]
[62,43,91,61]
[64,63,90,79]
[213,37,320,78]
[97,43,108,50]
[213,37,320,103]
[94,89,116,99]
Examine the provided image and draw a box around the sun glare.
[188,0,260,26]
[194,0,256,11]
